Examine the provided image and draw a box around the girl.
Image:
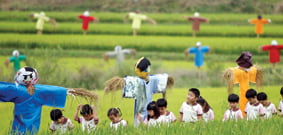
[50,109,74,134]
[138,101,166,126]
[196,97,214,122]
[179,88,203,122]
[107,108,127,130]
[74,104,99,133]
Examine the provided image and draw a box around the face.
[259,100,268,106]
[82,113,93,121]
[147,110,154,117]
[55,116,64,124]
[135,67,149,80]
[229,102,238,109]
[158,107,166,115]
[247,97,257,104]
[108,115,118,123]
[187,91,197,104]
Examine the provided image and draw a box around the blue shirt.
[189,46,210,67]
[0,82,67,135]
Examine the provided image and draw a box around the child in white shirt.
[257,92,276,119]
[50,109,74,134]
[222,94,243,121]
[74,104,99,133]
[157,98,176,123]
[279,87,283,117]
[197,97,214,122]
[179,88,203,122]
[107,107,127,130]
[245,89,265,120]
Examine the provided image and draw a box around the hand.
[77,104,83,111]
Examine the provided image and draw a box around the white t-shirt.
[202,109,214,122]
[263,102,276,119]
[179,102,203,122]
[50,118,73,134]
[222,108,243,121]
[245,102,265,120]
[161,111,177,123]
[110,119,127,130]
[144,115,167,127]
[79,117,97,133]
[278,100,283,113]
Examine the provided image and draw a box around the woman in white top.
[179,88,203,122]
[197,97,214,122]
[107,107,127,130]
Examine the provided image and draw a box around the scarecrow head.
[236,52,253,69]
[12,50,20,57]
[14,66,39,86]
[135,57,151,80]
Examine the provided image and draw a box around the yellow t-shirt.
[34,12,50,30]
[129,12,147,29]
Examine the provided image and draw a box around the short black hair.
[281,87,283,95]
[189,88,200,97]
[80,104,93,115]
[228,94,239,102]
[50,109,62,121]
[245,89,257,98]
[257,92,267,101]
[157,98,167,108]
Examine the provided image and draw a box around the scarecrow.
[124,10,156,36]
[5,50,27,73]
[261,40,283,69]
[223,52,263,114]
[78,11,99,35]
[0,67,98,135]
[104,57,174,125]
[30,12,57,34]
[183,12,208,37]
[249,15,271,38]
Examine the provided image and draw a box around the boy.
[156,98,176,123]
[50,109,74,134]
[257,92,276,119]
[245,89,265,120]
[279,87,283,116]
[223,94,243,121]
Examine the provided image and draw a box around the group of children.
[49,87,283,133]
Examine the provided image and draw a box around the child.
[74,104,99,133]
[279,87,283,116]
[107,107,127,130]
[179,88,203,122]
[196,97,214,122]
[245,89,265,120]
[222,94,243,121]
[156,98,176,123]
[257,92,276,119]
[139,101,166,126]
[50,109,74,134]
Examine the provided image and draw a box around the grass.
[0,86,282,134]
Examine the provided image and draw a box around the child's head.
[107,108,122,122]
[245,89,257,104]
[196,97,211,113]
[157,98,167,115]
[228,94,239,109]
[80,104,94,121]
[147,101,160,120]
[257,92,268,106]
[187,88,200,104]
[280,87,283,97]
[50,109,64,124]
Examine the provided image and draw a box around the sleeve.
[9,56,15,62]
[0,82,22,102]
[189,47,197,53]
[33,13,40,19]
[279,101,283,112]
[197,105,203,115]
[222,110,228,121]
[89,16,95,21]
[122,120,127,127]
[198,17,208,22]
[170,112,177,122]
[237,110,244,119]
[249,19,257,24]
[141,15,148,20]
[271,104,276,114]
[122,49,134,55]
[276,45,283,49]
[188,17,194,21]
[262,19,269,24]
[50,122,55,131]
[210,110,214,120]
[43,16,50,22]
[19,55,26,61]
[244,103,249,113]
[34,84,67,108]
[201,46,210,53]
[68,119,74,129]
[78,15,84,19]
[261,45,272,51]
[259,105,265,115]
[129,12,135,19]
[104,52,117,57]
[179,103,184,113]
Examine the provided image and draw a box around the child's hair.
[189,88,200,98]
[228,94,239,102]
[245,89,257,98]
[80,104,93,115]
[257,92,267,101]
[156,98,167,108]
[50,109,63,121]
[280,87,283,95]
[147,101,160,120]
[107,107,122,117]
[196,96,212,113]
